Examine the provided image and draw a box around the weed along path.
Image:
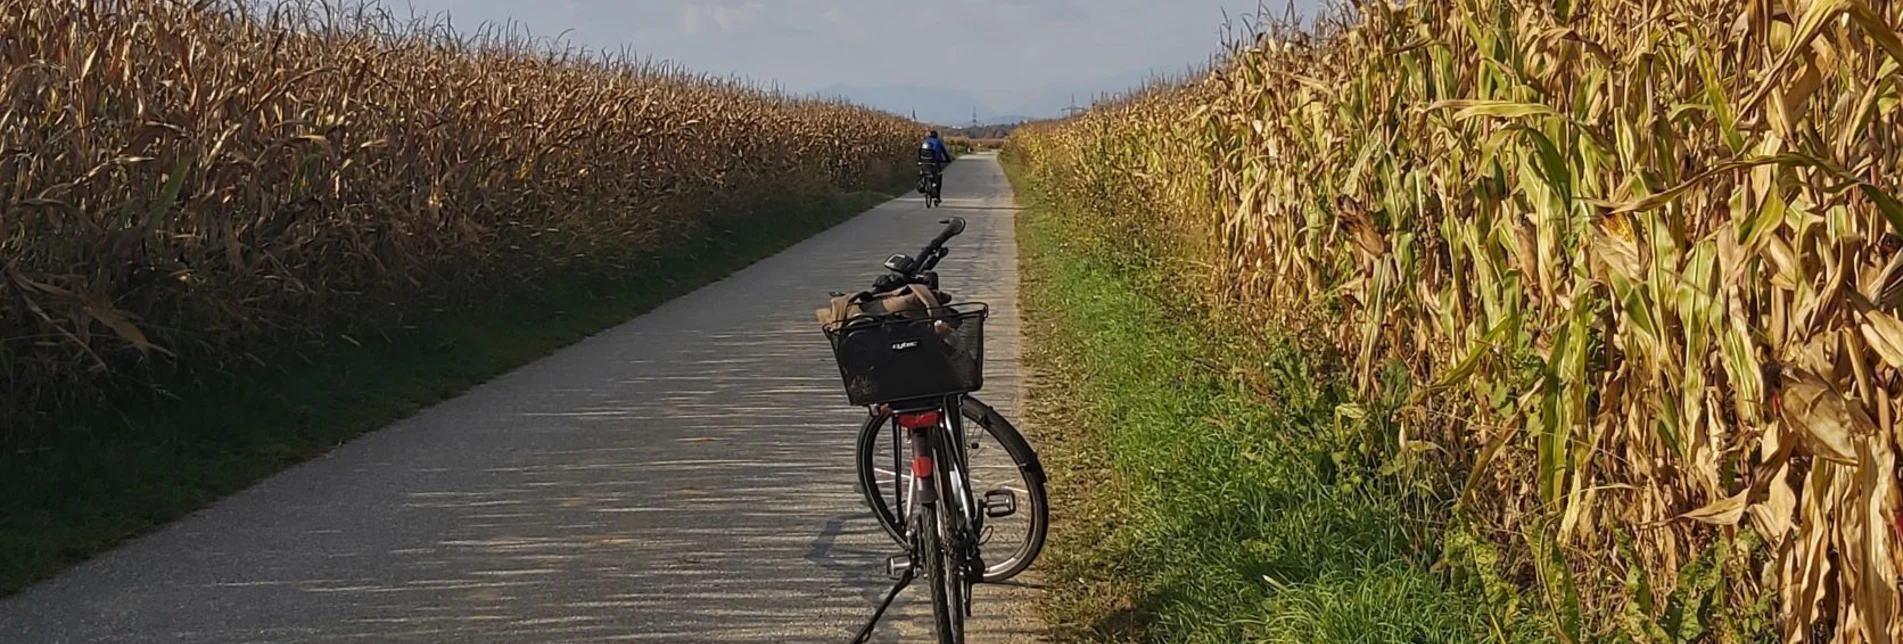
[0,153,1042,643]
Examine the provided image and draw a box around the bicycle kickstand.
[849,566,916,643]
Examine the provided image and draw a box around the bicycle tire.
[919,498,964,644]
[935,433,970,644]
[855,397,1049,582]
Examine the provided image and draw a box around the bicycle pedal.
[983,489,1017,518]
[885,555,913,579]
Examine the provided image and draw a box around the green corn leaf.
[1859,184,1903,238]
[1432,99,1560,121]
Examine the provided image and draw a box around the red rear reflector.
[912,455,934,478]
[896,410,941,429]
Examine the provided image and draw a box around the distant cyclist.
[920,130,952,167]
[918,130,952,205]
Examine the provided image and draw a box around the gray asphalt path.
[0,153,1042,643]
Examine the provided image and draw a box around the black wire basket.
[823,302,987,406]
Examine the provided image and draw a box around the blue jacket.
[921,136,951,164]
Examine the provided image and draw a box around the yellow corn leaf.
[1859,308,1903,371]
[1747,463,1798,540]
[1858,184,1903,238]
[1853,439,1899,637]
[1671,490,1749,526]
[1592,154,1811,214]
[1837,58,1900,154]
[1741,0,1850,114]
[1785,466,1837,642]
[1460,420,1520,508]
[82,296,166,356]
[1777,370,1873,464]
[1269,70,1339,98]
[1849,2,1903,66]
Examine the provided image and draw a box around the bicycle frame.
[897,396,979,614]
[850,396,977,643]
[888,395,979,540]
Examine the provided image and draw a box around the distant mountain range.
[811,67,1197,126]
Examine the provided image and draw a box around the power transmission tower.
[1062,93,1086,117]
[970,107,979,129]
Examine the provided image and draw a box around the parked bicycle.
[818,217,1048,643]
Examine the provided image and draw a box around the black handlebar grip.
[918,217,967,262]
[938,217,966,241]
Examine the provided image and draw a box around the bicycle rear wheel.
[855,397,1048,582]
[932,432,970,644]
[913,502,962,644]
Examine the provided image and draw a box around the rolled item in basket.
[940,342,980,391]
[816,283,950,326]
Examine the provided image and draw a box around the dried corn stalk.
[0,0,919,435]
[1011,0,1903,639]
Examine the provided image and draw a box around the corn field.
[1010,0,1903,640]
[0,0,917,438]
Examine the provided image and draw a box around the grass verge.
[0,188,899,597]
[1012,176,1547,643]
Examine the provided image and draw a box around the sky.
[390,0,1312,117]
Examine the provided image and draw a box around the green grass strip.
[1013,178,1546,644]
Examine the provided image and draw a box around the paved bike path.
[0,153,1042,643]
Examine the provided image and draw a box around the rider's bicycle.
[820,217,1049,643]
[917,153,945,208]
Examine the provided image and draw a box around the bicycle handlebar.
[914,218,964,273]
[859,217,966,299]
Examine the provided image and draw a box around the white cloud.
[677,1,766,35]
